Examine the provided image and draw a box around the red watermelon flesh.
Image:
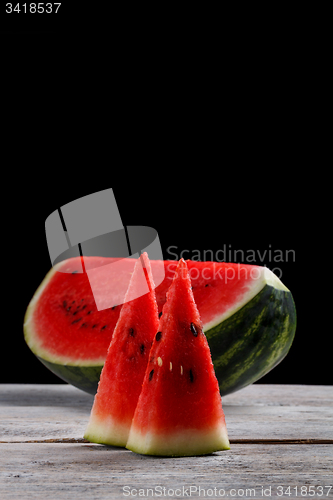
[84,253,159,447]
[24,257,266,366]
[126,258,230,456]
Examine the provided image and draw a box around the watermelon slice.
[84,252,159,447]
[126,258,230,457]
[24,257,296,396]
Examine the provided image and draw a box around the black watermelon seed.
[73,311,78,316]
[159,311,163,318]
[72,318,82,324]
[72,301,75,304]
[66,306,71,312]
[149,369,154,381]
[112,305,117,310]
[87,310,92,315]
[81,305,87,310]
[101,325,107,331]
[81,323,87,327]
[92,324,98,329]
[140,344,145,354]
[189,369,194,383]
[129,328,134,337]
[205,284,209,287]
[72,271,78,274]
[190,322,198,337]
[155,331,162,341]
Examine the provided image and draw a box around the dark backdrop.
[2,1,328,389]
[2,183,327,388]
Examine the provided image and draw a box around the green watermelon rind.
[206,284,296,396]
[32,278,296,397]
[36,357,103,395]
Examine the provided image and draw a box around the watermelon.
[126,258,230,456]
[84,252,159,447]
[23,257,296,396]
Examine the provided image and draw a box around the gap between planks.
[1,438,332,444]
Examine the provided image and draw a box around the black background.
[1,7,329,388]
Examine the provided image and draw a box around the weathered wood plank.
[1,405,332,443]
[0,385,332,499]
[224,384,333,407]
[1,384,332,408]
[1,384,332,443]
[0,384,94,408]
[0,443,332,500]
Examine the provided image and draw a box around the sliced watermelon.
[24,257,296,396]
[126,258,230,457]
[84,253,159,447]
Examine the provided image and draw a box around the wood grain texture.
[0,443,332,499]
[0,384,332,499]
[1,384,332,443]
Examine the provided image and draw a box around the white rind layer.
[84,413,130,447]
[23,261,106,366]
[126,424,230,457]
[203,266,289,332]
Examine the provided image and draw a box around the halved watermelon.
[84,253,159,447]
[23,257,296,396]
[126,258,230,456]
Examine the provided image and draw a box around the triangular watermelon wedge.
[126,258,230,457]
[84,252,159,447]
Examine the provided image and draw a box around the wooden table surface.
[0,384,332,499]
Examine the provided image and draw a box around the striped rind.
[206,285,296,396]
[37,357,102,395]
[202,266,289,331]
